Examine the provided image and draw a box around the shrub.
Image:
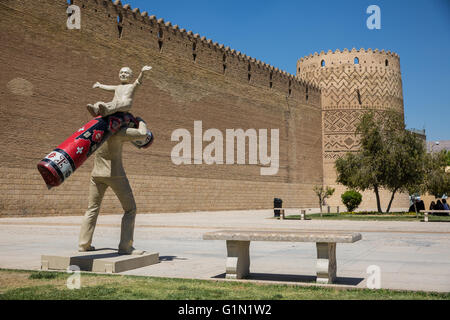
[341,190,362,212]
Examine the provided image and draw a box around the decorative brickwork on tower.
[297,48,409,209]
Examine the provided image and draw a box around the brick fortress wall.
[297,49,409,210]
[0,0,323,216]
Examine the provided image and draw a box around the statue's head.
[119,67,133,84]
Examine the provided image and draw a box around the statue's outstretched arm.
[134,65,152,86]
[93,82,117,91]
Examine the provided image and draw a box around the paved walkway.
[0,210,449,292]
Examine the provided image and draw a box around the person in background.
[429,201,436,210]
[429,201,436,216]
[435,200,444,211]
[408,197,422,213]
[417,200,425,212]
[442,199,449,211]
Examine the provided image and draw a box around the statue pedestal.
[41,249,159,273]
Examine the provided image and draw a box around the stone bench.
[420,210,450,222]
[203,230,362,284]
[277,209,307,220]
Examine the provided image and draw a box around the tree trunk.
[319,197,322,217]
[386,188,398,213]
[374,184,383,213]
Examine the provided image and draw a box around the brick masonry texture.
[0,0,325,216]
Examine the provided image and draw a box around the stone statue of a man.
[87,65,152,117]
[79,65,153,255]
[78,118,149,255]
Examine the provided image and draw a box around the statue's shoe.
[118,247,145,255]
[86,104,98,117]
[78,245,95,252]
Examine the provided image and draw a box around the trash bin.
[274,198,283,217]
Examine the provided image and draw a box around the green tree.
[424,150,450,198]
[313,185,335,215]
[382,123,427,212]
[335,110,427,213]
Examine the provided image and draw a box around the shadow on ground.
[212,273,364,286]
[159,256,188,261]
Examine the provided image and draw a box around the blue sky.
[124,0,449,141]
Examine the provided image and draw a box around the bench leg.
[226,240,250,279]
[301,210,306,220]
[424,212,428,222]
[316,242,337,284]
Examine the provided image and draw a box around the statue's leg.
[98,102,110,117]
[98,101,119,117]
[86,102,101,117]
[108,176,139,254]
[78,176,108,251]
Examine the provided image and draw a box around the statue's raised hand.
[142,65,152,72]
[93,82,101,89]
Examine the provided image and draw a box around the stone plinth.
[41,249,159,273]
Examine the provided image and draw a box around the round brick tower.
[297,48,409,210]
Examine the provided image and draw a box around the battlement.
[297,48,401,75]
[65,0,320,96]
[299,48,399,61]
